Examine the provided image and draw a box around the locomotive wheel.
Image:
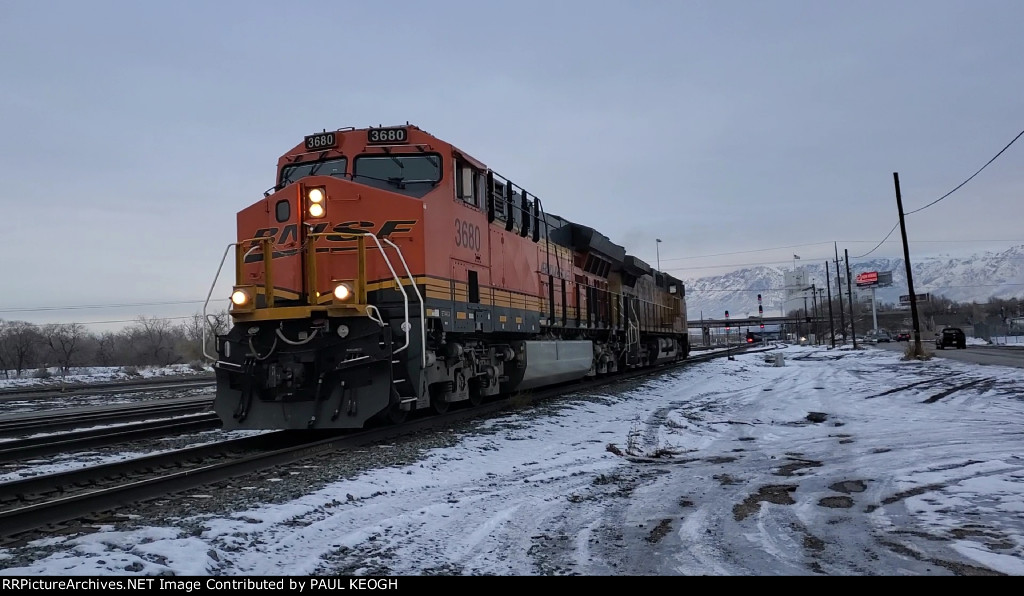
[377,401,408,425]
[428,382,451,414]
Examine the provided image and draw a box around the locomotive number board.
[304,132,338,151]
[367,127,409,144]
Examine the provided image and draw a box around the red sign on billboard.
[856,271,879,287]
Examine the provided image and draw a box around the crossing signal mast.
[725,310,735,359]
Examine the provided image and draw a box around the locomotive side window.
[491,180,507,222]
[279,157,348,188]
[353,154,441,198]
[275,200,290,223]
[455,160,479,207]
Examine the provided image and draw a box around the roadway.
[870,340,1024,369]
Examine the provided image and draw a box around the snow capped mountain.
[682,245,1024,320]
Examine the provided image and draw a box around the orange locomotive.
[205,124,689,430]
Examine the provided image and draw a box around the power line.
[0,300,204,314]
[663,238,1024,265]
[654,247,1024,275]
[838,238,1024,244]
[905,127,1024,215]
[851,222,900,259]
[661,242,833,262]
[850,128,1024,258]
[74,316,196,326]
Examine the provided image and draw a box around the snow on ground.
[990,336,1024,346]
[2,344,1024,575]
[0,364,212,390]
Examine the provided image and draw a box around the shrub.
[120,365,142,377]
[188,360,206,372]
[32,367,52,379]
[901,342,931,361]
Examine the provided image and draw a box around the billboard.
[855,271,878,287]
[899,293,930,304]
[855,271,893,288]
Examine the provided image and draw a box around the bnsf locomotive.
[205,124,688,430]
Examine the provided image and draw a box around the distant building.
[783,269,813,315]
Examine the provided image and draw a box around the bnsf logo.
[245,220,416,262]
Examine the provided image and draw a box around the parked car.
[935,327,967,350]
[896,332,911,342]
[869,330,892,343]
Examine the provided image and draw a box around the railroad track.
[0,374,215,402]
[0,413,221,465]
[0,396,214,439]
[0,344,769,544]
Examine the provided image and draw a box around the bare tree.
[93,331,119,367]
[2,321,42,377]
[206,310,230,350]
[177,314,206,362]
[130,316,182,366]
[0,320,9,378]
[42,322,86,377]
[181,314,205,344]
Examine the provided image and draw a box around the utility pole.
[846,248,857,349]
[834,242,846,343]
[870,286,879,333]
[803,296,808,340]
[894,172,923,355]
[826,261,835,348]
[812,284,819,345]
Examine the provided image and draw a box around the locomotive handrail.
[359,233,413,356]
[202,242,236,362]
[381,237,427,368]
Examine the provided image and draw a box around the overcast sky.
[2,0,1022,330]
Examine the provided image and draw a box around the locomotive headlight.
[231,289,250,306]
[305,186,327,218]
[333,282,353,301]
[230,285,256,313]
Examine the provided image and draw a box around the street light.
[656,238,662,271]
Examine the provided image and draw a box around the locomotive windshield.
[279,157,348,188]
[353,154,441,198]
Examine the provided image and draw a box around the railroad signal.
[725,310,730,330]
[757,294,762,303]
[758,305,763,315]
